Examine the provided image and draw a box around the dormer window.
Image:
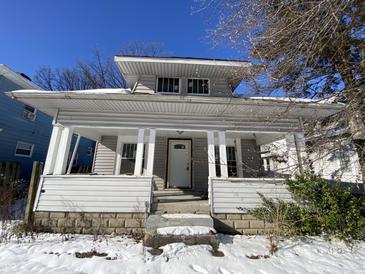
[187,78,209,94]
[157,77,180,93]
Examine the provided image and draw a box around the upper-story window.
[157,77,180,93]
[187,78,209,94]
[15,141,34,157]
[23,105,37,121]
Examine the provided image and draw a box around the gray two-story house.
[8,56,343,234]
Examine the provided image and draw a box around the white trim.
[53,126,73,175]
[235,138,244,177]
[114,135,123,175]
[114,56,251,67]
[14,141,34,158]
[218,131,228,178]
[134,128,145,176]
[207,131,216,178]
[43,125,63,175]
[146,129,156,176]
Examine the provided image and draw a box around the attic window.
[157,77,180,93]
[187,79,209,94]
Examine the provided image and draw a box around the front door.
[167,139,191,188]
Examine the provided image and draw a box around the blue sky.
[0,0,245,79]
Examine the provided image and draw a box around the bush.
[250,174,365,242]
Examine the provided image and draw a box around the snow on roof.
[246,96,340,104]
[11,88,131,94]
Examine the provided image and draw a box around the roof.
[114,56,253,91]
[115,55,251,64]
[0,64,41,90]
[6,89,344,122]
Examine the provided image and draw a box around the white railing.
[211,177,291,213]
[34,175,153,213]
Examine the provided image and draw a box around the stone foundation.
[212,213,274,234]
[33,211,146,235]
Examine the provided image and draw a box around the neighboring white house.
[7,56,345,234]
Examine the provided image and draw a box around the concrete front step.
[151,201,210,214]
[153,195,203,203]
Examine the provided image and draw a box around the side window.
[214,146,237,177]
[15,141,34,157]
[187,79,209,94]
[157,77,180,93]
[120,144,145,175]
[23,105,37,121]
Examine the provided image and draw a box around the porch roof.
[7,89,344,121]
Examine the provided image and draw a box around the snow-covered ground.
[0,226,365,274]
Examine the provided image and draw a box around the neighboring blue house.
[0,64,95,181]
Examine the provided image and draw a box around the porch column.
[43,124,63,175]
[235,138,244,177]
[207,131,216,178]
[134,128,145,176]
[286,132,306,175]
[53,126,74,175]
[114,135,123,175]
[146,129,156,176]
[67,134,81,174]
[218,131,228,178]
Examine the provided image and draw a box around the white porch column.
[134,128,145,176]
[207,131,216,178]
[235,138,244,177]
[286,132,306,175]
[54,126,74,175]
[67,134,81,174]
[43,124,63,175]
[218,131,228,178]
[114,135,123,175]
[146,129,156,176]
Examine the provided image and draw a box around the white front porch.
[34,124,305,214]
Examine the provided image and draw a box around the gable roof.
[0,64,41,90]
[114,56,253,91]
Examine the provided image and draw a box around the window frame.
[214,145,238,177]
[187,78,210,95]
[156,77,181,94]
[23,105,37,121]
[14,141,34,158]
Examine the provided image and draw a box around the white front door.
[167,139,191,188]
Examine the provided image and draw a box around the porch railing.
[210,177,291,213]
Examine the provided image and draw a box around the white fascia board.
[6,90,344,112]
[114,56,252,68]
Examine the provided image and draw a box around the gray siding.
[35,175,152,212]
[134,75,232,97]
[153,136,168,190]
[93,136,117,175]
[211,178,291,213]
[134,75,156,94]
[241,139,262,177]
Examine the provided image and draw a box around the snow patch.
[161,214,211,219]
[157,226,216,236]
[11,88,132,94]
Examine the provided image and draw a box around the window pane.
[188,79,193,93]
[163,78,168,92]
[193,79,198,94]
[198,79,203,94]
[203,80,209,94]
[174,78,179,93]
[157,78,162,92]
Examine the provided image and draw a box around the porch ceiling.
[7,90,343,121]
